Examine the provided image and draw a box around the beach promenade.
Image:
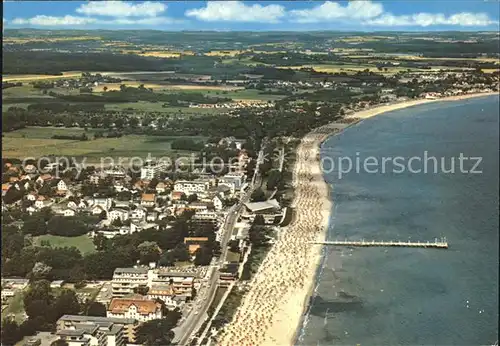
[216,91,498,346]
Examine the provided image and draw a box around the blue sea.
[298,95,499,346]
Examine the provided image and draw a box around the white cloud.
[186,1,285,23]
[110,17,183,25]
[11,15,97,26]
[365,12,497,27]
[289,1,384,23]
[10,15,182,27]
[76,1,166,18]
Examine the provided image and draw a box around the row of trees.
[2,209,220,281]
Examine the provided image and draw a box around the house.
[155,182,166,194]
[187,201,211,212]
[184,237,209,255]
[140,161,167,180]
[23,164,37,174]
[242,199,283,224]
[90,198,112,211]
[219,172,245,191]
[112,267,149,297]
[56,179,69,192]
[89,174,100,185]
[192,211,218,224]
[130,221,159,233]
[147,285,189,309]
[107,298,163,322]
[2,183,12,196]
[50,280,65,288]
[149,269,197,297]
[114,181,125,192]
[174,180,210,195]
[130,206,147,220]
[90,205,107,216]
[146,212,158,222]
[26,205,37,214]
[141,193,156,207]
[108,208,129,222]
[56,315,139,344]
[1,278,29,290]
[9,176,19,183]
[62,207,77,217]
[35,196,51,209]
[171,191,184,201]
[77,200,88,209]
[56,322,125,346]
[67,201,78,209]
[36,174,52,185]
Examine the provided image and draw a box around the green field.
[1,291,26,324]
[33,234,96,255]
[3,127,206,162]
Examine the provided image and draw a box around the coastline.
[216,91,498,346]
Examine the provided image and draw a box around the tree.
[187,194,198,203]
[111,218,123,227]
[30,261,52,280]
[250,188,266,202]
[135,311,181,346]
[1,318,22,346]
[93,233,108,251]
[22,214,47,236]
[51,340,69,346]
[137,241,161,264]
[86,301,107,317]
[228,240,240,253]
[133,285,149,296]
[254,215,265,225]
[194,245,213,266]
[171,244,190,262]
[266,170,282,190]
[102,86,108,92]
[53,289,80,320]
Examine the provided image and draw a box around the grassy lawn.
[34,234,96,255]
[226,251,241,263]
[214,89,284,101]
[2,85,54,98]
[3,72,82,82]
[1,291,26,324]
[3,128,205,161]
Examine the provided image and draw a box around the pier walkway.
[310,238,448,249]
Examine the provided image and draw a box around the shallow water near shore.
[298,95,499,346]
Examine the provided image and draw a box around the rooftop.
[108,298,161,315]
[58,315,137,324]
[113,267,148,275]
[244,199,280,212]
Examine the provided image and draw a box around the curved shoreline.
[217,91,498,346]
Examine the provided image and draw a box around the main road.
[173,142,266,345]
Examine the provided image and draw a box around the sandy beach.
[217,91,498,346]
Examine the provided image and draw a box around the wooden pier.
[310,238,448,249]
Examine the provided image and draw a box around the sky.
[3,1,500,31]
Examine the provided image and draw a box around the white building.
[107,298,162,322]
[147,285,189,309]
[111,268,149,297]
[56,321,125,346]
[130,206,147,220]
[90,198,113,211]
[140,161,167,180]
[174,180,210,195]
[108,209,130,222]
